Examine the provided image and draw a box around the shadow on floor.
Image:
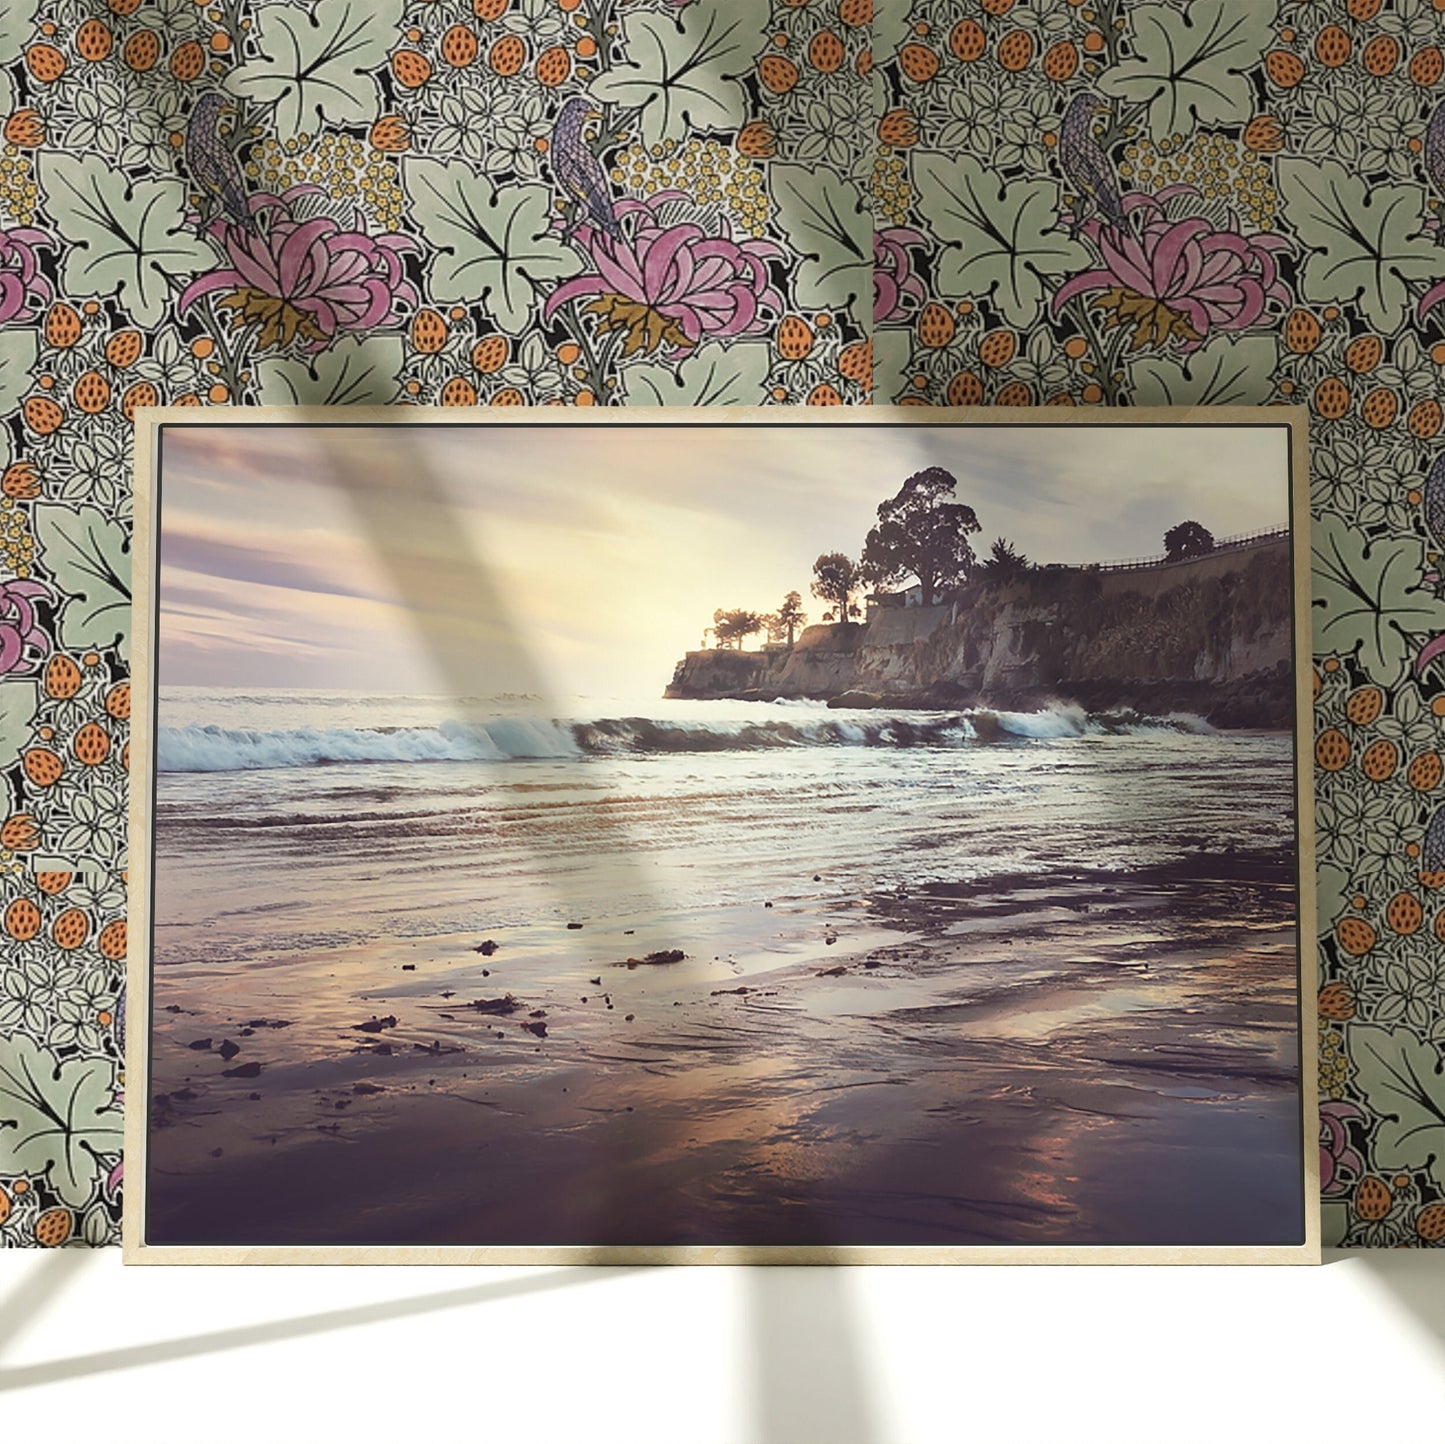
[0,1260,636,1392]
[1331,1247,1445,1361]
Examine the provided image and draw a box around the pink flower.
[1320,1100,1365,1197]
[1418,275,1445,325]
[0,579,51,676]
[0,226,52,326]
[1053,187,1289,351]
[180,187,417,351]
[545,191,783,356]
[874,227,926,324]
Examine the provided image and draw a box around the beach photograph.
[137,414,1307,1251]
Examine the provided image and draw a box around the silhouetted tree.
[978,537,1030,583]
[1163,520,1214,562]
[713,608,763,649]
[811,553,861,624]
[775,590,806,646]
[860,466,981,605]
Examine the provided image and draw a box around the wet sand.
[144,849,1304,1248]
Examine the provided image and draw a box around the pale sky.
[155,418,1291,699]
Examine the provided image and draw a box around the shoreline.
[145,847,1304,1249]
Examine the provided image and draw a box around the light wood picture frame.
[125,406,1319,1265]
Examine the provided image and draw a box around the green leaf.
[0,681,38,776]
[872,0,913,60]
[1279,160,1438,334]
[33,505,132,662]
[0,1033,121,1208]
[1130,336,1276,406]
[588,0,765,152]
[256,335,405,406]
[38,155,214,329]
[1312,514,1445,685]
[621,341,770,406]
[0,329,37,422]
[770,164,872,328]
[1351,1024,1445,1187]
[913,154,1087,329]
[405,160,581,335]
[872,325,915,405]
[0,0,38,66]
[1098,0,1275,136]
[231,0,402,138]
[1315,859,1350,934]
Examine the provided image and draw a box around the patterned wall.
[0,0,1442,1250]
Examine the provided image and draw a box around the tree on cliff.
[978,537,1030,583]
[713,608,763,649]
[772,591,807,646]
[811,553,861,624]
[860,466,981,606]
[1163,520,1214,562]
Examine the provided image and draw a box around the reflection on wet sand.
[146,849,1302,1247]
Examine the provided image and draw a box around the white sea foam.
[156,701,1212,774]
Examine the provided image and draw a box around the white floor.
[1,1251,1441,1441]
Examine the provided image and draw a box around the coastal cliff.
[665,540,1293,728]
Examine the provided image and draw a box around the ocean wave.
[156,704,1213,774]
[157,718,581,773]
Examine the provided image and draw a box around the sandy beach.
[145,842,1302,1248]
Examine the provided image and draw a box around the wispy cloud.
[156,418,1291,695]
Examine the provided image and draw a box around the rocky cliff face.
[666,541,1293,728]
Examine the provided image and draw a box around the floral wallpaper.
[0,0,1443,1250]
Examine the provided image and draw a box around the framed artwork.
[124,407,1318,1264]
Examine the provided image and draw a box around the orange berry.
[24,43,67,83]
[370,115,411,154]
[44,302,83,348]
[76,19,114,63]
[441,25,480,68]
[997,29,1034,71]
[489,35,527,75]
[777,314,816,361]
[1265,49,1305,88]
[950,19,986,63]
[759,54,800,93]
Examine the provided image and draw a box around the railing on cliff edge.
[1054,524,1290,575]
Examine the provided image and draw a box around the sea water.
[146,687,1303,1246]
[151,687,1293,959]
